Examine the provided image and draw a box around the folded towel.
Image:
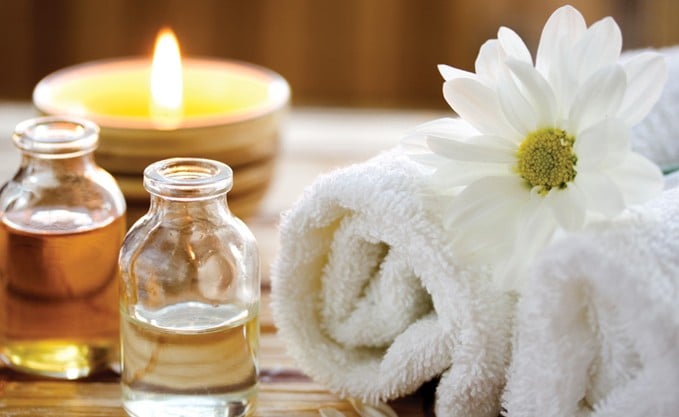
[630,45,679,172]
[271,150,514,417]
[503,187,679,417]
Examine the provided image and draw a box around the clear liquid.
[121,302,259,417]
[0,209,124,378]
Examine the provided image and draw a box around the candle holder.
[32,58,290,221]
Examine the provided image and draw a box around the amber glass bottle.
[0,116,126,379]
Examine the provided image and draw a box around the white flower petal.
[472,134,517,150]
[427,135,516,163]
[537,7,591,117]
[618,52,668,125]
[445,176,528,221]
[547,38,580,119]
[402,118,479,165]
[401,133,446,168]
[432,160,511,188]
[475,39,503,85]
[445,176,528,263]
[569,65,626,133]
[495,199,558,290]
[516,197,558,251]
[401,133,428,152]
[506,59,558,127]
[438,64,476,81]
[408,117,479,141]
[569,17,622,84]
[536,5,586,75]
[498,27,533,64]
[574,118,630,169]
[544,185,586,230]
[574,171,626,216]
[604,152,664,205]
[450,208,519,264]
[406,152,448,168]
[497,69,538,135]
[444,77,522,139]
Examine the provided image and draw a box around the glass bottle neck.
[21,151,98,174]
[148,193,231,223]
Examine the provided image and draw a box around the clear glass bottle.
[0,116,126,379]
[119,157,260,417]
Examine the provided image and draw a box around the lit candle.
[33,28,290,219]
[149,28,183,128]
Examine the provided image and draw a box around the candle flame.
[150,28,183,128]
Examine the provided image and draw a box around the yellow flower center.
[516,128,577,195]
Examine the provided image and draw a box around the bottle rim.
[13,116,99,157]
[143,157,233,201]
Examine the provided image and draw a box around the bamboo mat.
[0,103,445,416]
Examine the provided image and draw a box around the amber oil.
[0,211,125,378]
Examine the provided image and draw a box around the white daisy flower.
[403,5,667,290]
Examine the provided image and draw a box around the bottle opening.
[13,116,99,157]
[144,157,233,200]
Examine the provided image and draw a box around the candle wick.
[150,104,183,130]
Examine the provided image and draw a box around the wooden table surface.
[0,103,445,416]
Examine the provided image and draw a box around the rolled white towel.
[630,45,679,172]
[271,149,514,417]
[503,187,679,417]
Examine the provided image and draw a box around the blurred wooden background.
[1,0,679,108]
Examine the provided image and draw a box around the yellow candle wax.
[33,58,289,130]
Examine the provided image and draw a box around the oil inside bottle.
[121,301,259,417]
[0,208,124,379]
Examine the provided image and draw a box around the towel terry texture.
[631,45,679,171]
[271,150,514,417]
[503,186,679,417]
